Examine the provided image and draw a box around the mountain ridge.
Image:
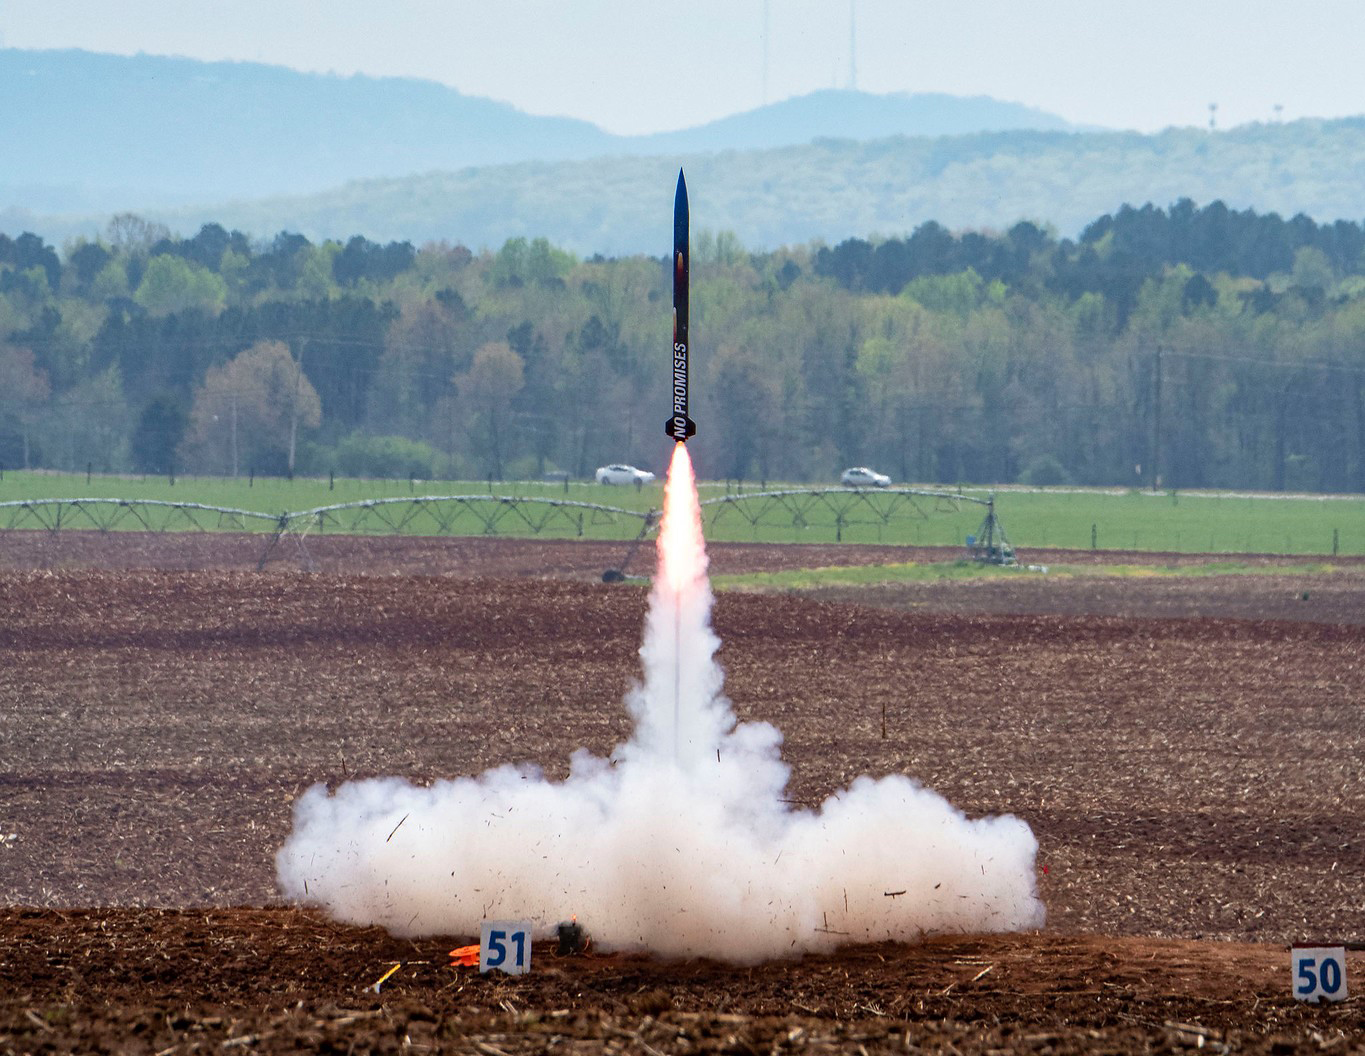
[7,48,1365,257]
[1,47,1082,212]
[14,116,1364,257]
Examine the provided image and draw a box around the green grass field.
[0,471,1361,556]
[955,487,1364,556]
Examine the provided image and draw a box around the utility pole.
[288,339,306,477]
[1151,346,1163,491]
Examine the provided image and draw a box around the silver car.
[840,466,891,488]
[595,464,656,486]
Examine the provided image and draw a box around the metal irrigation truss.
[287,495,651,537]
[257,495,662,570]
[700,486,990,541]
[0,487,1008,566]
[0,498,280,534]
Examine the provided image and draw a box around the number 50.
[1292,947,1348,1003]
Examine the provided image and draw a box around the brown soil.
[1,532,1363,1053]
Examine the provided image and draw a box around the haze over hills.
[0,48,1080,215]
[14,117,1365,257]
[626,89,1076,154]
[0,48,615,209]
[6,47,1365,257]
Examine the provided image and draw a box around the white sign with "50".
[1291,947,1348,1003]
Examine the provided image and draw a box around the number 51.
[480,920,532,975]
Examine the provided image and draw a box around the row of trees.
[3,200,1365,492]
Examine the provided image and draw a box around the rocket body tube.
[666,170,696,442]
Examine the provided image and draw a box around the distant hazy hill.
[94,118,1365,256]
[10,48,1365,258]
[0,47,1079,215]
[632,89,1076,154]
[0,48,613,209]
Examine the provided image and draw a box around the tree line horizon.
[2,197,1365,493]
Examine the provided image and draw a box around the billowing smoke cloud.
[277,446,1044,962]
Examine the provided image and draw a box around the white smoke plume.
[276,445,1044,962]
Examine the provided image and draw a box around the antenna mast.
[762,0,770,104]
[849,0,858,90]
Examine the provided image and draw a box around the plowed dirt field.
[1,532,1362,1054]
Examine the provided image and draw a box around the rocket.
[665,169,696,442]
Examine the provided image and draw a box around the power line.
[1162,348,1365,375]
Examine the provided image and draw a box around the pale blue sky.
[4,0,1361,135]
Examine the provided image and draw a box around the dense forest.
[3,198,1365,492]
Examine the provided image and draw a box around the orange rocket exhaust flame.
[654,441,709,764]
[658,442,705,598]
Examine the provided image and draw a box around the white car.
[595,464,656,486]
[840,466,891,488]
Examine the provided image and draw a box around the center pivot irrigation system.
[0,487,1014,573]
[0,174,1019,574]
